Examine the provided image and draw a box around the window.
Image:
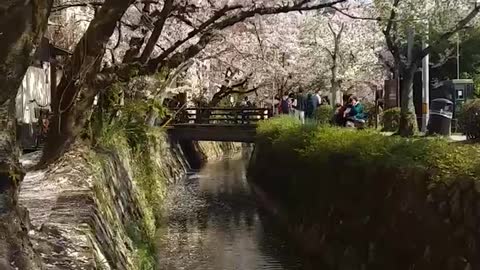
[455,85,465,100]
[457,90,464,100]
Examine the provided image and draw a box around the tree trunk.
[331,74,340,105]
[0,102,42,270]
[0,0,53,104]
[209,90,227,108]
[0,1,53,268]
[328,22,344,106]
[399,65,418,137]
[40,0,134,165]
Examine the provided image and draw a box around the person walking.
[294,88,307,124]
[306,92,320,119]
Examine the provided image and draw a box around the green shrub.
[314,105,334,125]
[381,107,401,132]
[252,117,480,268]
[127,222,157,270]
[363,101,378,128]
[458,99,480,140]
[256,117,480,184]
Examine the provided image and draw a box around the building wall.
[15,64,51,124]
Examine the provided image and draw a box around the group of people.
[278,89,328,124]
[333,95,367,127]
[274,89,368,128]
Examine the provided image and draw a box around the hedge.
[250,116,480,269]
[458,99,480,140]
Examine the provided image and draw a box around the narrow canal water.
[157,156,314,270]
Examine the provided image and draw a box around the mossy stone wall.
[19,132,241,269]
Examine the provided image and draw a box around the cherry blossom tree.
[39,0,347,165]
[373,0,480,136]
[185,12,308,107]
[300,2,386,104]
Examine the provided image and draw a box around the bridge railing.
[171,107,273,125]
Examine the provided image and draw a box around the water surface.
[157,157,313,270]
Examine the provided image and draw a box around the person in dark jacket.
[280,92,292,114]
[294,88,307,123]
[306,92,320,119]
[345,96,366,121]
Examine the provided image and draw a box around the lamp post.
[457,33,460,79]
[421,2,432,133]
[421,36,430,133]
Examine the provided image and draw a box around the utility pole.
[422,38,430,133]
[421,0,431,133]
[457,33,460,79]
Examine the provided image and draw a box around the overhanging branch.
[417,5,480,62]
[51,2,103,13]
[148,0,346,71]
[138,0,174,63]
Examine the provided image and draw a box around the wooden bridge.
[166,107,272,142]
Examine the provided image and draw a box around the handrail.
[176,107,271,111]
[160,102,189,128]
[167,106,273,126]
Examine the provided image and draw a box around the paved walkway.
[450,134,467,141]
[381,132,467,142]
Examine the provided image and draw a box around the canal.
[157,156,314,270]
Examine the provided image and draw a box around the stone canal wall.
[18,132,241,269]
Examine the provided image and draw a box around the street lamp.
[421,1,432,133]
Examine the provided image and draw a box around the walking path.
[381,132,467,142]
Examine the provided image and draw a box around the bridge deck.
[166,107,271,142]
[167,124,257,143]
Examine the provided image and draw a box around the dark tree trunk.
[40,0,134,165]
[0,0,53,268]
[139,0,174,63]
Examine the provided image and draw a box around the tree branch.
[229,86,260,95]
[417,5,480,62]
[251,21,265,59]
[330,6,381,21]
[172,13,196,28]
[51,2,103,13]
[147,4,243,68]
[383,0,402,65]
[138,0,174,63]
[149,0,346,71]
[384,0,401,37]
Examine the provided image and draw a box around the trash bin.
[427,98,454,136]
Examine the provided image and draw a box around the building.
[16,37,70,150]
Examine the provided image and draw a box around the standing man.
[280,92,292,114]
[306,91,321,119]
[294,88,307,124]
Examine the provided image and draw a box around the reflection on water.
[157,157,310,270]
